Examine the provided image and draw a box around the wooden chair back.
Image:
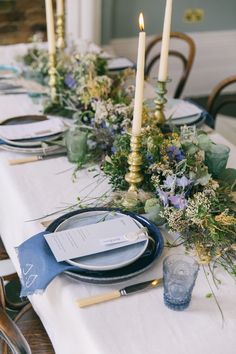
[207,75,236,121]
[0,278,55,354]
[145,32,196,98]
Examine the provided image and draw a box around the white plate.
[0,115,65,149]
[0,143,64,155]
[0,115,65,147]
[55,211,149,271]
[0,132,63,148]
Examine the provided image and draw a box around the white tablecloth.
[0,40,101,67]
[0,94,236,354]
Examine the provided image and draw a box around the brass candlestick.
[154,80,167,124]
[48,53,57,102]
[56,13,66,50]
[122,134,143,209]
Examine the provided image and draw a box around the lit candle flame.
[139,12,144,31]
[151,280,158,286]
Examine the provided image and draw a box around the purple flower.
[176,176,190,189]
[64,74,77,89]
[157,188,169,207]
[163,175,175,189]
[167,146,185,162]
[169,194,187,209]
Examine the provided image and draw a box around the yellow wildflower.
[215,212,236,226]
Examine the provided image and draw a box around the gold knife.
[77,278,163,308]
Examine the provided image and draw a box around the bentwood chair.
[207,75,236,125]
[145,32,196,98]
[0,238,17,282]
[0,278,55,354]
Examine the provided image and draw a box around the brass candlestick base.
[48,53,57,102]
[122,134,143,209]
[154,80,167,124]
[56,14,66,50]
[195,242,211,265]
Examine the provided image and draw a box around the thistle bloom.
[167,145,185,162]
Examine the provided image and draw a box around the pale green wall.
[102,0,236,44]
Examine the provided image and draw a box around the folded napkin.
[16,232,77,297]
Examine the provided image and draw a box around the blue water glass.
[163,254,199,311]
[65,127,88,163]
[205,144,230,178]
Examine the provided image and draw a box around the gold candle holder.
[122,134,143,209]
[48,53,57,102]
[154,80,167,124]
[56,13,66,50]
[195,242,211,265]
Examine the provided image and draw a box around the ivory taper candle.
[45,0,56,54]
[132,13,146,136]
[158,0,173,82]
[56,0,64,16]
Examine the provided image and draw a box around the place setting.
[16,208,164,294]
[0,114,67,158]
[16,206,202,314]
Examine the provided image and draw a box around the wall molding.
[103,30,236,97]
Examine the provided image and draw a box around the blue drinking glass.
[163,254,199,311]
[65,127,88,163]
[205,144,230,178]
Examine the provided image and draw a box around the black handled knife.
[77,278,163,308]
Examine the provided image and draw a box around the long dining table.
[0,47,236,353]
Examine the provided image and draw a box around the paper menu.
[0,118,65,141]
[44,216,148,262]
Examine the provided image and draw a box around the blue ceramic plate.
[54,211,149,271]
[0,65,21,79]
[46,208,164,284]
[145,98,206,127]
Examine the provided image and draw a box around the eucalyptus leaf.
[196,172,211,186]
[218,168,236,188]
[143,209,166,226]
[144,198,160,213]
[197,134,213,151]
[144,200,165,226]
[184,142,198,154]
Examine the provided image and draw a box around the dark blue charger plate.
[46,207,164,284]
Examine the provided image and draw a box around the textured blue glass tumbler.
[163,254,199,311]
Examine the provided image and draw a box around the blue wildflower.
[176,176,190,189]
[163,175,176,189]
[111,146,117,154]
[64,74,77,89]
[167,146,185,162]
[100,121,107,129]
[169,194,187,209]
[157,188,169,207]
